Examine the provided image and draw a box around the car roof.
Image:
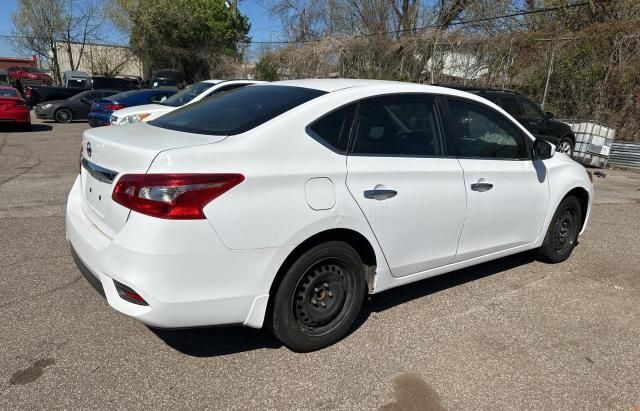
[271,79,411,92]
[266,79,497,101]
[0,85,18,91]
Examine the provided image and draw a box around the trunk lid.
[80,123,226,237]
[0,98,18,110]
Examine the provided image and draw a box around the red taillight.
[14,100,26,107]
[112,173,244,219]
[104,103,126,111]
[24,88,33,98]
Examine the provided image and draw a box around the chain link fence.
[256,23,640,142]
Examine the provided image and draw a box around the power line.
[249,1,592,44]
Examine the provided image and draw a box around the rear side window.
[352,97,444,156]
[448,99,527,159]
[150,85,326,135]
[307,105,356,152]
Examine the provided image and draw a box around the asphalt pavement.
[1,117,639,409]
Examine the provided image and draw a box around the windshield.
[22,67,42,73]
[161,82,216,107]
[150,85,326,135]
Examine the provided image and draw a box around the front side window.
[307,105,356,152]
[448,99,527,159]
[351,97,444,156]
[520,98,545,121]
[150,85,326,135]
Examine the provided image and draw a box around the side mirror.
[545,111,554,119]
[532,139,554,160]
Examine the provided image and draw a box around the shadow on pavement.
[0,123,52,132]
[153,251,536,357]
[152,325,282,357]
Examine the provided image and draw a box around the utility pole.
[541,44,557,110]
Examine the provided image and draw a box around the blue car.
[88,88,177,127]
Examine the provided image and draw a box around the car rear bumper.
[88,113,111,127]
[65,176,274,329]
[0,111,30,123]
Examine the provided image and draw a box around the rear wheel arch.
[267,229,377,315]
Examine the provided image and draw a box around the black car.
[24,76,135,108]
[34,89,120,123]
[451,87,576,156]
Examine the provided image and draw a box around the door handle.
[364,189,397,200]
[470,182,493,192]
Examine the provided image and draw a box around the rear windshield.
[150,85,326,136]
[0,89,18,97]
[108,90,138,100]
[161,82,216,107]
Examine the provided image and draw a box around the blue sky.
[0,0,280,58]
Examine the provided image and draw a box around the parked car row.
[67,79,594,352]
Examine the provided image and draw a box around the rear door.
[346,95,466,277]
[445,97,549,261]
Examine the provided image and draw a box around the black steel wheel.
[270,241,366,352]
[54,108,73,123]
[537,196,582,263]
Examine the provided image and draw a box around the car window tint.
[520,98,545,121]
[0,89,18,97]
[449,99,527,159]
[150,85,326,135]
[307,105,356,152]
[352,97,444,156]
[162,82,216,107]
[213,83,249,94]
[149,92,172,103]
[500,96,522,116]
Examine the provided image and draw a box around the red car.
[0,86,31,130]
[6,66,53,85]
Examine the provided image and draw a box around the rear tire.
[537,196,582,263]
[54,108,73,123]
[270,241,366,352]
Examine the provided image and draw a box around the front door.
[346,95,466,277]
[446,98,550,261]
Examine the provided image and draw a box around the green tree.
[109,0,250,81]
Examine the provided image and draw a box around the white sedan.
[110,79,264,125]
[67,79,593,352]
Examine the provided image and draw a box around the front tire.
[270,241,366,352]
[556,136,574,156]
[54,108,73,123]
[537,196,582,263]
